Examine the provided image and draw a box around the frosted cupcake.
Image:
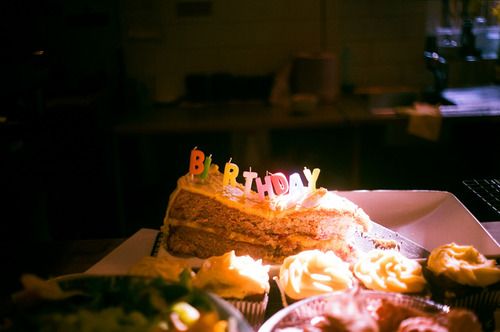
[424,243,500,310]
[276,249,357,306]
[353,249,427,294]
[192,250,270,328]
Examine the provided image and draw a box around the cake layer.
[168,189,363,240]
[166,224,357,264]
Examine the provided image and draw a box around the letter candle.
[223,158,239,186]
[189,147,205,176]
[256,173,275,200]
[303,167,320,192]
[288,172,305,195]
[200,154,212,179]
[270,172,289,195]
[243,167,258,195]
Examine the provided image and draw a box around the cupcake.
[276,249,357,306]
[192,250,270,328]
[128,256,193,282]
[423,242,500,327]
[353,249,427,294]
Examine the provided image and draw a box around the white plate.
[337,190,499,256]
[86,190,500,275]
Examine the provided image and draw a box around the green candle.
[200,154,212,179]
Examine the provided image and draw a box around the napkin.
[406,103,442,141]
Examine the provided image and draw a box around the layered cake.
[162,159,372,264]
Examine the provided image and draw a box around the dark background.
[1,1,499,242]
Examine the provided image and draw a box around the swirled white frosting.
[353,249,426,293]
[279,249,355,300]
[427,243,500,287]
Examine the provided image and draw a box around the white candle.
[288,172,305,195]
[243,167,258,195]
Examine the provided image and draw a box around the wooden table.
[1,222,498,330]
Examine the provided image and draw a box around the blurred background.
[1,0,499,241]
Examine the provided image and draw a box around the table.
[1,220,499,330]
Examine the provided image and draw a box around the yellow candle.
[223,159,239,186]
[303,167,320,192]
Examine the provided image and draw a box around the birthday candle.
[270,172,289,195]
[243,167,258,195]
[223,159,239,186]
[200,154,212,179]
[256,175,275,200]
[303,167,320,192]
[189,147,205,175]
[289,172,305,195]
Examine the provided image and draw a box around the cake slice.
[162,164,372,264]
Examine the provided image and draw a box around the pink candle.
[270,172,289,195]
[243,167,258,195]
[256,175,275,200]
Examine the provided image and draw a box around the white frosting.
[427,243,500,287]
[192,251,270,299]
[279,250,355,300]
[353,249,427,293]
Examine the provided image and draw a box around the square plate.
[86,190,500,275]
[338,190,499,257]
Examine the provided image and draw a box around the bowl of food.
[3,273,253,332]
[259,289,482,332]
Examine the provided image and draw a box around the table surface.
[1,221,498,330]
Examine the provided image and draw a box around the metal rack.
[462,178,500,220]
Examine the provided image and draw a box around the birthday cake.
[161,148,372,264]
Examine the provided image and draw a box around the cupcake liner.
[445,288,500,310]
[227,293,269,329]
[422,264,500,331]
[441,289,500,331]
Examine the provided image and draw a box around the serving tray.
[86,190,499,275]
